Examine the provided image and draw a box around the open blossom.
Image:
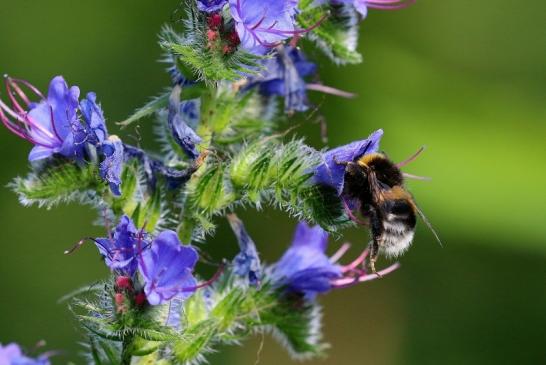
[0,342,50,365]
[272,221,399,299]
[313,129,383,195]
[93,215,141,276]
[273,222,342,298]
[0,75,124,195]
[0,76,84,161]
[229,0,300,54]
[138,230,199,305]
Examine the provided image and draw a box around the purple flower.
[168,86,202,160]
[0,76,84,162]
[0,343,51,365]
[99,135,124,196]
[273,221,400,299]
[229,0,300,54]
[94,215,141,276]
[138,230,199,305]
[227,214,262,286]
[313,129,383,195]
[272,222,341,298]
[197,0,227,12]
[248,46,317,112]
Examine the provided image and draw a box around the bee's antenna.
[396,146,426,168]
[402,172,432,181]
[415,205,443,248]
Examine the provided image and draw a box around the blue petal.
[313,129,383,195]
[99,136,124,196]
[273,222,341,298]
[28,145,54,161]
[229,0,299,55]
[80,92,108,144]
[46,76,80,141]
[139,230,198,305]
[94,215,140,276]
[228,215,262,286]
[197,0,227,12]
[168,88,202,159]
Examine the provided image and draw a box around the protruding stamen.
[332,262,400,288]
[366,0,415,11]
[330,242,351,263]
[341,248,369,273]
[306,83,356,99]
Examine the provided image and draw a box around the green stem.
[121,335,134,365]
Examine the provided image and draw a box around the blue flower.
[227,214,262,286]
[272,221,400,299]
[197,0,227,12]
[94,215,141,276]
[272,222,342,299]
[248,46,317,112]
[229,0,299,54]
[313,129,383,195]
[80,92,108,145]
[138,230,199,305]
[0,76,84,162]
[168,86,202,160]
[0,342,51,365]
[99,136,124,196]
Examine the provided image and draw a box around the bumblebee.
[336,148,440,274]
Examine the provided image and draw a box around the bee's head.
[357,152,404,187]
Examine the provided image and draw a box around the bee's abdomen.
[380,199,417,257]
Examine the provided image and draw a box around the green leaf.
[261,297,327,359]
[299,4,362,65]
[10,161,103,208]
[118,91,170,128]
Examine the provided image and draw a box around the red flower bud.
[115,293,125,307]
[227,30,240,47]
[207,30,219,42]
[207,13,222,30]
[115,276,132,291]
[134,292,147,306]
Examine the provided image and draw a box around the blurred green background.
[0,0,544,364]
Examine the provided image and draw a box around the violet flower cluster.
[0,0,420,363]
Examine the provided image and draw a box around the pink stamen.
[343,199,368,226]
[10,77,45,99]
[341,248,369,273]
[330,242,351,263]
[366,0,415,10]
[332,262,400,288]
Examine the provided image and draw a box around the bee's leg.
[369,241,382,278]
[368,207,384,278]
